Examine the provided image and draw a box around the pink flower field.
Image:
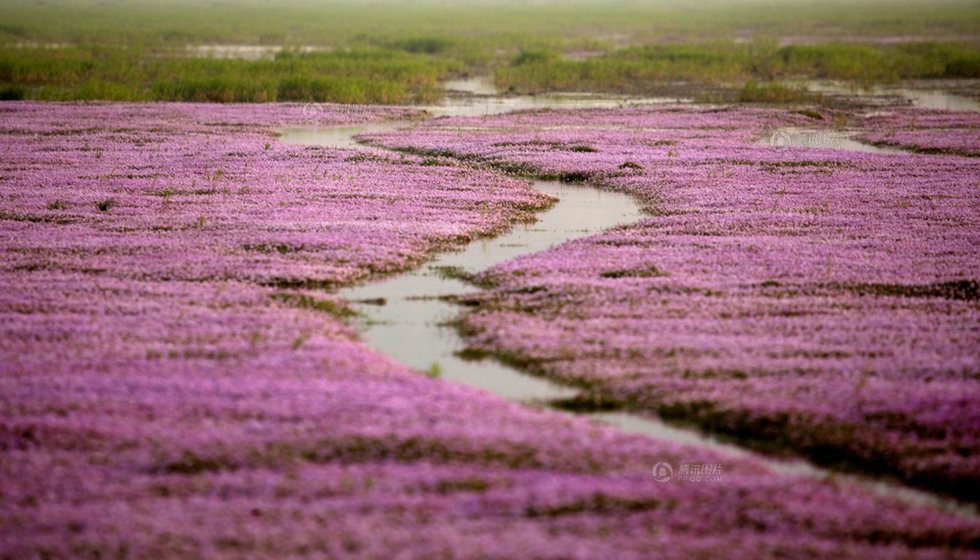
[365,106,980,500]
[856,109,980,156]
[1,101,979,558]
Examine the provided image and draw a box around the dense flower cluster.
[1,102,978,557]
[367,105,980,500]
[856,108,980,156]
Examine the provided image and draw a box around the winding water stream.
[335,180,633,403]
[277,90,975,517]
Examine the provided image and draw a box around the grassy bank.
[495,42,980,95]
[0,47,453,103]
[0,0,978,103]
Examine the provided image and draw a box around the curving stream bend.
[277,86,976,517]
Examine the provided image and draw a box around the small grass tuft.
[271,292,356,319]
[600,265,665,279]
[424,362,443,378]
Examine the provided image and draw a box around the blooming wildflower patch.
[1,102,978,557]
[367,105,980,500]
[856,108,980,156]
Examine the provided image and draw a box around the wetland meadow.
[1,1,979,558]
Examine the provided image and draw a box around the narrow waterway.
[277,89,976,517]
[335,179,636,403]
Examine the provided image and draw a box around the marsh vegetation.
[1,0,977,103]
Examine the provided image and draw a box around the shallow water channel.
[805,80,980,112]
[278,90,975,516]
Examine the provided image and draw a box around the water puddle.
[891,88,980,111]
[443,76,499,96]
[279,121,410,149]
[806,80,980,112]
[277,90,976,517]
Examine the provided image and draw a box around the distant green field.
[0,0,977,103]
[497,42,980,95]
[0,47,453,103]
